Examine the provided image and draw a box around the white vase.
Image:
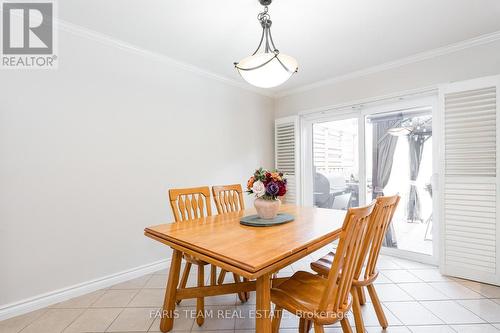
[254,198,281,219]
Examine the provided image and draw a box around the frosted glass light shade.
[235,53,298,88]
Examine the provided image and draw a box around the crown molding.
[276,30,500,98]
[55,19,275,98]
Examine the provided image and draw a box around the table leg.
[256,273,272,333]
[160,250,182,333]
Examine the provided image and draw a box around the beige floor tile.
[52,290,106,308]
[109,275,152,290]
[377,258,404,270]
[384,301,443,325]
[91,290,139,308]
[0,308,47,333]
[365,326,411,333]
[357,303,402,326]
[372,284,414,302]
[148,309,195,332]
[128,289,165,307]
[493,323,500,330]
[204,294,238,306]
[21,309,84,333]
[63,308,121,333]
[428,282,484,300]
[420,300,484,324]
[144,275,168,289]
[458,281,500,298]
[398,283,450,301]
[234,305,255,330]
[450,323,500,332]
[373,271,394,284]
[383,270,423,283]
[191,305,237,331]
[107,307,156,332]
[153,267,170,275]
[457,299,500,323]
[407,269,454,283]
[406,325,455,332]
[274,309,300,329]
[390,259,435,270]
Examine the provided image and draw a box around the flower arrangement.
[247,167,287,200]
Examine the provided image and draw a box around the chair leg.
[367,284,388,329]
[357,286,366,305]
[242,277,250,301]
[313,323,325,333]
[351,287,365,333]
[176,262,191,305]
[299,318,312,333]
[196,264,204,326]
[233,273,247,303]
[210,265,217,286]
[217,269,227,285]
[340,317,353,333]
[271,305,282,333]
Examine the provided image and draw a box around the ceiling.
[59,0,500,94]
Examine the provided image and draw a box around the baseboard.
[0,258,170,321]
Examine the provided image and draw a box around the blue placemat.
[240,213,294,227]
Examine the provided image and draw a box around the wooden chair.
[310,195,400,333]
[169,186,217,326]
[271,201,376,333]
[212,184,249,302]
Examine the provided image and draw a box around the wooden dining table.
[144,204,346,333]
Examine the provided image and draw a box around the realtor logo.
[1,1,57,68]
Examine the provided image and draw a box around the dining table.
[144,204,346,333]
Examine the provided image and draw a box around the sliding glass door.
[366,110,433,256]
[312,118,360,211]
[302,97,437,263]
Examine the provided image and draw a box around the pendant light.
[234,0,298,89]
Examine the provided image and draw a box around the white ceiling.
[59,0,500,94]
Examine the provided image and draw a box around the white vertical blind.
[440,76,500,285]
[275,116,300,204]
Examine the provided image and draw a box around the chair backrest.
[359,195,400,281]
[319,201,376,312]
[331,192,352,210]
[212,184,245,214]
[169,186,212,222]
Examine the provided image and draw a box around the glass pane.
[366,111,433,255]
[312,118,359,210]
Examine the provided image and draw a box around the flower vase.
[254,198,281,219]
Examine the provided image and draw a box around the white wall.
[0,28,274,310]
[276,40,500,117]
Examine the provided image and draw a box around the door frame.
[300,94,440,265]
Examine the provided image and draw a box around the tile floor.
[2,250,500,333]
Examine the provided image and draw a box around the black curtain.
[372,119,399,247]
[407,134,425,222]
